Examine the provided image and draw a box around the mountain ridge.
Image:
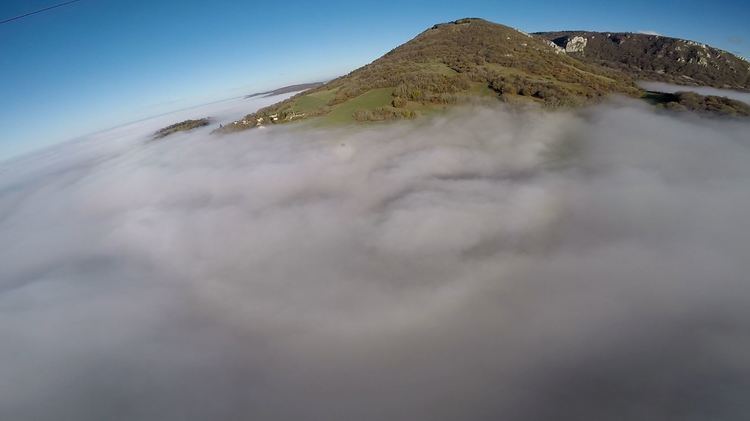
[536,30,750,91]
[208,18,750,134]
[245,82,325,99]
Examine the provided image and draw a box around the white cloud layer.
[1,99,749,420]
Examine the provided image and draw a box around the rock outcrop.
[565,36,588,53]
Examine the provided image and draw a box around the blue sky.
[1,0,748,159]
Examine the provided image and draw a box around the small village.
[231,110,307,129]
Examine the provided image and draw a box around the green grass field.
[467,82,497,97]
[321,88,394,124]
[288,88,338,112]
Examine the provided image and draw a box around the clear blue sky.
[1,0,749,159]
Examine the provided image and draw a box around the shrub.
[392,96,408,108]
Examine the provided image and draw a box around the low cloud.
[1,99,749,420]
[638,30,662,36]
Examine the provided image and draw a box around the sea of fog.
[1,95,749,421]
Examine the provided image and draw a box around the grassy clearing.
[287,88,338,112]
[468,82,498,97]
[322,88,394,125]
[421,61,459,76]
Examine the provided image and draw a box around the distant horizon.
[2,0,749,159]
[0,81,318,164]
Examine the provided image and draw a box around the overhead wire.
[1,0,83,25]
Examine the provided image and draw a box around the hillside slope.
[219,18,639,132]
[536,31,750,90]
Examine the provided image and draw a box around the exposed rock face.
[565,36,588,53]
[545,40,566,54]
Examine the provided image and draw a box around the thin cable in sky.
[0,0,83,25]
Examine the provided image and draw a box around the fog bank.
[1,100,749,420]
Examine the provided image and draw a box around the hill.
[245,82,325,99]
[536,31,750,90]
[218,18,640,132]
[153,118,210,139]
[644,90,750,117]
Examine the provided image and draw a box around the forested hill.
[536,31,750,91]
[217,18,639,132]
[215,18,750,134]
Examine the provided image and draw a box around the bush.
[352,107,418,121]
[392,96,408,108]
